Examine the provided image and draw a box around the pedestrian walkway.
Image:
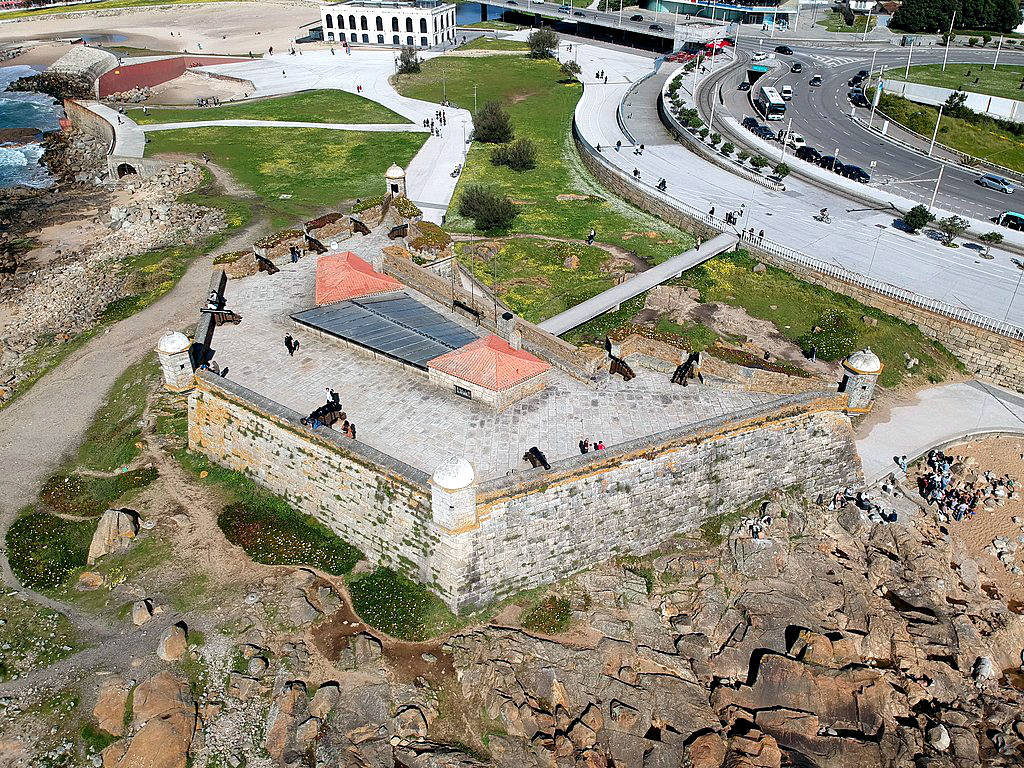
[140,119,427,133]
[83,101,145,157]
[538,231,738,335]
[856,380,1024,484]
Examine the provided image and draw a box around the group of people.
[593,70,609,84]
[577,438,606,454]
[826,485,898,523]
[913,449,1016,523]
[422,111,446,137]
[193,96,222,108]
[300,387,357,439]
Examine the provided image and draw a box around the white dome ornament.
[430,456,477,531]
[156,331,195,391]
[385,163,407,197]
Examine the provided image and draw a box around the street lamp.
[868,223,886,277]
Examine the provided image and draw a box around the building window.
[407,34,413,44]
[376,33,384,43]
[349,14,356,28]
[433,16,437,32]
[351,32,357,42]
[362,33,369,42]
[392,16,399,31]
[376,15,383,30]
[406,16,413,31]
[419,17,427,33]
[454,385,472,399]
[327,31,335,40]
[420,35,427,46]
[393,34,400,44]
[360,15,368,29]
[325,13,333,28]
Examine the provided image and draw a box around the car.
[775,45,794,55]
[848,75,864,87]
[573,9,585,15]
[630,13,644,20]
[977,173,1017,193]
[751,51,769,62]
[558,4,571,12]
[754,126,777,141]
[795,145,821,163]
[819,155,844,173]
[850,93,870,108]
[857,69,869,77]
[780,84,793,100]
[738,81,751,91]
[843,165,871,183]
[742,116,759,130]
[649,23,664,31]
[778,130,806,149]
[809,74,822,87]
[790,62,803,73]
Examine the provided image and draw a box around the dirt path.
[450,232,651,272]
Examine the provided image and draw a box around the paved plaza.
[210,235,791,481]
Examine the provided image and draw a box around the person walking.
[327,387,340,406]
[587,228,596,246]
[695,236,702,251]
[284,334,295,355]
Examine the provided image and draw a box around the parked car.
[742,116,760,130]
[809,74,823,87]
[850,93,870,108]
[775,45,794,55]
[630,13,644,20]
[573,9,586,15]
[819,155,844,173]
[754,126,777,141]
[795,145,821,163]
[737,81,752,92]
[649,23,664,30]
[857,69,869,77]
[778,130,806,149]
[791,62,803,73]
[977,173,1017,193]
[843,165,871,183]
[848,75,864,87]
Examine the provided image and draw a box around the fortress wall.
[63,98,114,153]
[457,402,860,608]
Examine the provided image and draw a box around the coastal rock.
[87,509,139,564]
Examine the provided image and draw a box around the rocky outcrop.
[114,671,195,768]
[87,509,139,564]
[157,623,187,662]
[93,676,129,736]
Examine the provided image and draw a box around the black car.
[819,155,844,173]
[754,126,777,141]
[795,145,821,163]
[630,13,644,20]
[809,74,823,87]
[742,116,759,130]
[573,9,585,15]
[848,75,864,87]
[738,81,751,91]
[850,93,870,108]
[791,62,803,73]
[649,23,664,31]
[843,165,871,183]
[775,45,794,55]
[857,69,869,77]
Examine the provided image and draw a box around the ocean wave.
[0,144,43,167]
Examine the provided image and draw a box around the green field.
[129,90,407,126]
[394,55,690,270]
[459,36,529,51]
[145,126,427,227]
[888,62,1024,101]
[0,0,236,20]
[816,10,876,33]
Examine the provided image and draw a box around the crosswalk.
[806,54,868,67]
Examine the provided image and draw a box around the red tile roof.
[427,335,551,391]
[315,252,402,306]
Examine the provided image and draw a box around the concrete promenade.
[856,380,1024,484]
[140,119,427,133]
[539,231,738,335]
[84,101,145,157]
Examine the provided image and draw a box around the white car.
[778,130,806,150]
[751,52,769,62]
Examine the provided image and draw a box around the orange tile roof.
[315,251,402,306]
[427,335,551,391]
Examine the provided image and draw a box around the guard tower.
[430,456,477,531]
[385,163,407,198]
[840,348,882,413]
[156,331,195,391]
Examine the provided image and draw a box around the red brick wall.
[98,56,248,98]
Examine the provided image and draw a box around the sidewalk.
[83,101,144,157]
[140,119,427,133]
[856,380,1024,483]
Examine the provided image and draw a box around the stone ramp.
[538,231,738,336]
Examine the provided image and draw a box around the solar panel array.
[292,292,479,369]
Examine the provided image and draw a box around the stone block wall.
[64,99,114,153]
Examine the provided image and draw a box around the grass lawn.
[0,593,83,681]
[888,63,1024,101]
[394,55,690,267]
[876,91,1024,172]
[459,37,529,51]
[465,20,520,30]
[128,90,408,126]
[816,11,876,33]
[6,510,96,591]
[457,238,618,323]
[145,126,427,228]
[0,0,238,19]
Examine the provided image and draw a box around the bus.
[997,211,1024,231]
[754,86,787,121]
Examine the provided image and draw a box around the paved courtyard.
[210,235,792,481]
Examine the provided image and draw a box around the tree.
[458,183,518,230]
[720,141,735,156]
[474,100,514,143]
[528,28,559,59]
[840,5,855,27]
[773,162,791,179]
[968,36,979,46]
[709,132,722,147]
[397,46,420,74]
[982,33,993,45]
[560,60,581,81]
[944,90,970,118]
[936,214,969,245]
[749,155,769,171]
[902,204,935,233]
[491,138,537,171]
[980,231,1004,256]
[892,0,1021,34]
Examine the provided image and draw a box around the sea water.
[0,65,64,189]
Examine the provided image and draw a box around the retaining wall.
[882,79,1024,123]
[63,98,113,153]
[98,56,249,98]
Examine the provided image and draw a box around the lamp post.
[994,35,1004,70]
[928,104,943,155]
[929,164,945,210]
[862,5,873,41]
[941,11,955,71]
[905,40,913,79]
[1005,263,1024,321]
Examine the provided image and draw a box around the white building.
[321,0,457,48]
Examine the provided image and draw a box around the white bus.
[754,86,787,121]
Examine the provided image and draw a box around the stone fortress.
[159,167,882,612]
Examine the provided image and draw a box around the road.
[724,40,1024,223]
[480,0,677,40]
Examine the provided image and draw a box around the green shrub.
[902,204,935,233]
[749,155,769,170]
[40,468,159,517]
[457,183,518,230]
[708,132,721,147]
[560,60,581,81]
[347,567,451,640]
[473,100,514,143]
[720,141,735,155]
[521,596,571,634]
[798,309,858,361]
[527,27,559,58]
[7,511,95,590]
[491,137,537,171]
[773,162,791,178]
